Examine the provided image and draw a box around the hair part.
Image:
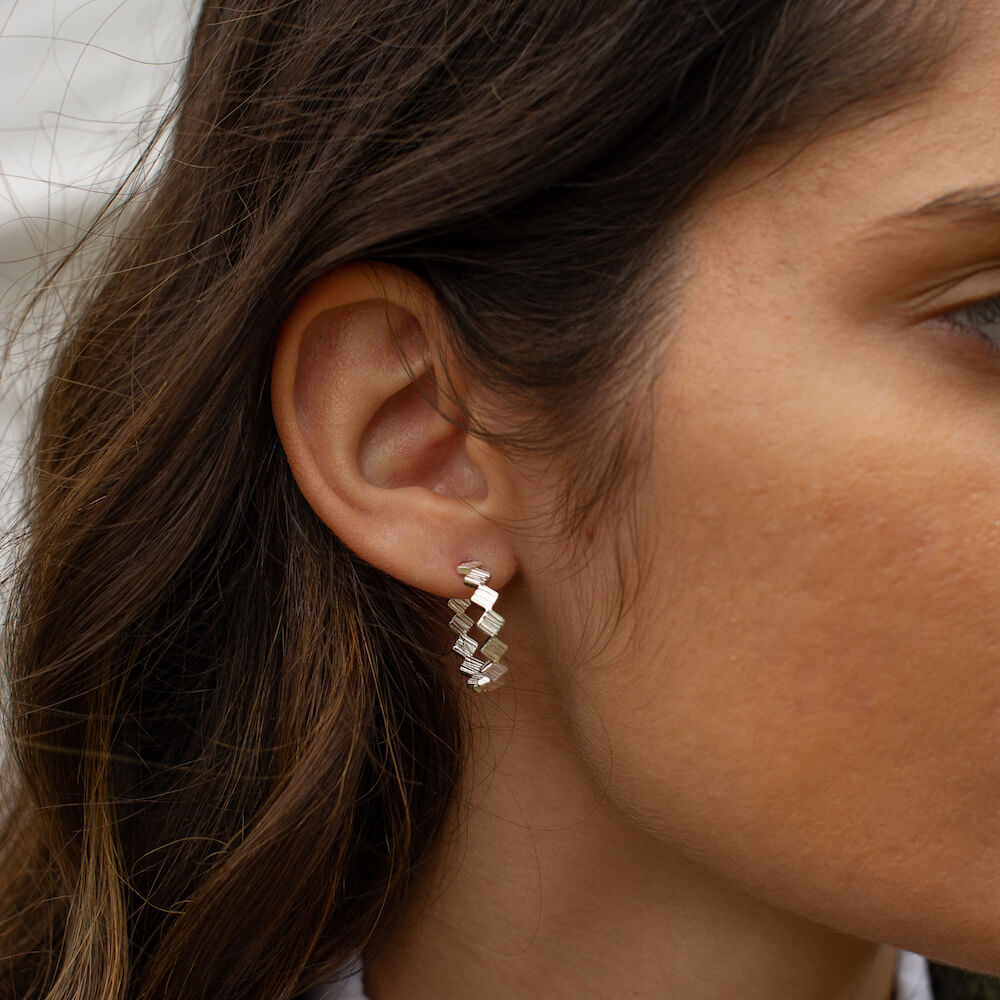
[0,2,963,998]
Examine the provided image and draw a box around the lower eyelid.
[929,312,1000,357]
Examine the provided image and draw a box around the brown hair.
[0,1,977,998]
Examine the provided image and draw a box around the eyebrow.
[894,185,1000,225]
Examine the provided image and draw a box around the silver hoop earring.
[447,561,509,691]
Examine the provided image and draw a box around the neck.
[365,691,897,1000]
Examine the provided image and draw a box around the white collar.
[896,951,934,1000]
[310,950,934,999]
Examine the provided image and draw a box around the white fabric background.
[0,0,197,529]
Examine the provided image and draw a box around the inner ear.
[359,369,488,499]
[289,296,487,502]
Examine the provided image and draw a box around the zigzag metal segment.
[448,561,509,691]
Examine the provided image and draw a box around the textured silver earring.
[447,561,509,691]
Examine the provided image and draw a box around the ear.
[271,262,517,597]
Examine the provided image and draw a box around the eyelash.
[940,294,1000,354]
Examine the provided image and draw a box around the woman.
[3,0,1000,997]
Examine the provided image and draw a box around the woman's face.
[517,1,1000,969]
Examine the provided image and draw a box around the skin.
[272,2,1000,997]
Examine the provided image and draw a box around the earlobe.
[271,263,517,597]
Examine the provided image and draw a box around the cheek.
[552,314,1000,966]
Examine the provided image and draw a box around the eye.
[941,294,1000,352]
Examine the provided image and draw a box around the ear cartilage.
[449,562,509,691]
